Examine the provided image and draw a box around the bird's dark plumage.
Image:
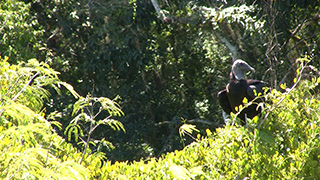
[217,60,267,124]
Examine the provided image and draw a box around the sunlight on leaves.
[179,124,199,137]
[242,97,248,104]
[280,83,286,90]
[169,164,192,180]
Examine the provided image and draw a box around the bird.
[217,59,267,125]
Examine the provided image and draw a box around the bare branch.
[150,0,190,24]
[186,119,219,126]
[150,0,166,21]
[215,33,239,60]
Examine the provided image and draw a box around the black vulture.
[217,59,267,124]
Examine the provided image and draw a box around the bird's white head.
[232,59,255,80]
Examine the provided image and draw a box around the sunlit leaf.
[280,83,286,90]
[179,124,199,137]
[242,97,248,104]
[169,164,192,180]
[206,129,212,136]
[58,82,81,99]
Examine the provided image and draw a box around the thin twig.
[11,72,39,102]
[93,107,104,119]
[0,76,22,107]
[277,64,295,89]
[186,119,217,126]
[181,131,198,141]
[257,62,306,129]
[79,119,92,164]
[0,72,40,118]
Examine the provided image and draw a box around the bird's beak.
[250,67,255,73]
[246,64,255,73]
[246,65,255,75]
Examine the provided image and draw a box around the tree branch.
[150,0,166,21]
[215,33,239,60]
[257,61,306,129]
[12,72,39,102]
[150,0,190,24]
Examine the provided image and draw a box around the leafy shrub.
[0,1,43,62]
[65,94,125,164]
[1,1,320,178]
[98,58,320,179]
[0,57,123,179]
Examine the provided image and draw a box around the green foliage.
[27,0,233,160]
[1,1,320,178]
[0,1,43,62]
[0,57,70,118]
[2,0,320,165]
[98,68,320,179]
[179,124,199,138]
[0,57,114,179]
[65,94,125,163]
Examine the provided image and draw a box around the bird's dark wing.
[246,79,266,100]
[217,89,232,114]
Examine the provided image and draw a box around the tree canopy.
[1,0,320,178]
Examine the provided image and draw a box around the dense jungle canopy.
[1,0,320,179]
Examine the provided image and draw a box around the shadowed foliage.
[1,0,320,164]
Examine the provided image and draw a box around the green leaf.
[58,82,80,99]
[98,97,124,117]
[100,118,126,133]
[64,124,83,142]
[179,124,199,137]
[242,97,248,104]
[258,130,275,145]
[280,83,286,90]
[169,164,192,180]
[72,97,90,116]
